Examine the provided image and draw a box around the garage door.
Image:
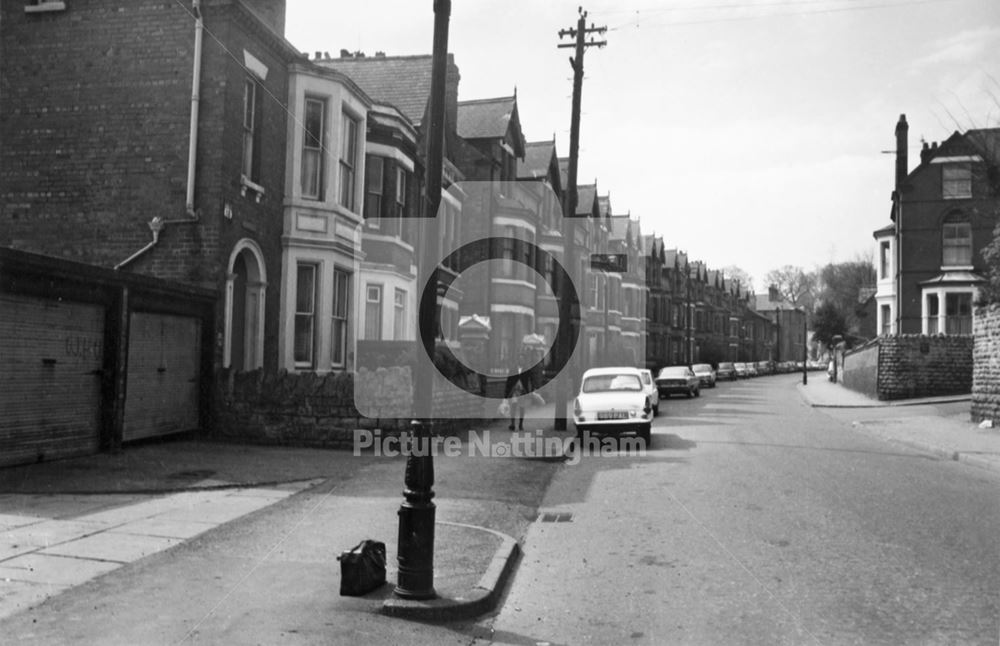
[123,312,201,442]
[0,294,104,466]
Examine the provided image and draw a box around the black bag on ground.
[337,539,387,596]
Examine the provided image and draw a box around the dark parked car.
[716,361,736,381]
[655,366,700,398]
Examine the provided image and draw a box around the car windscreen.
[582,374,642,393]
[692,364,712,371]
[656,368,689,379]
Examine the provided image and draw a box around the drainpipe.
[179,0,203,223]
[114,0,202,270]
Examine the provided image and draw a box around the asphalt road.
[477,375,1000,645]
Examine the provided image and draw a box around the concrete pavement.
[0,412,568,637]
[797,377,1000,473]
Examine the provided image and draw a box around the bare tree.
[765,265,818,311]
[721,265,754,294]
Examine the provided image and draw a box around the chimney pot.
[340,49,351,58]
[314,51,321,60]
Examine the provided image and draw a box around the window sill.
[240,175,266,203]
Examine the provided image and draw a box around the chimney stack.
[895,114,908,190]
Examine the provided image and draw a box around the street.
[478,375,1000,645]
[1,375,998,645]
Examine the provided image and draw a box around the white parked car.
[573,367,653,442]
[691,363,716,388]
[638,368,660,416]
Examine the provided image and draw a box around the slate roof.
[754,294,793,311]
[518,140,556,180]
[457,96,516,140]
[576,184,597,216]
[609,214,631,240]
[316,55,435,126]
[598,194,612,219]
[642,234,658,257]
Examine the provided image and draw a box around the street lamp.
[394,0,450,601]
[802,308,808,385]
[775,304,781,365]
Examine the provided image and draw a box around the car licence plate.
[597,410,629,420]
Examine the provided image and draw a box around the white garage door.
[123,312,201,442]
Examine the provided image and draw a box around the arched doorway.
[225,240,266,371]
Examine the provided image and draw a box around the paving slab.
[3,519,110,548]
[0,553,120,585]
[107,517,217,540]
[41,532,182,563]
[0,514,44,530]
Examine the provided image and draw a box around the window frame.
[339,112,360,211]
[942,218,972,267]
[301,96,326,200]
[293,263,318,369]
[945,292,973,335]
[364,155,385,227]
[393,288,407,340]
[330,268,350,369]
[365,283,383,340]
[241,78,263,186]
[942,163,972,200]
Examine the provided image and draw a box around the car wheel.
[686,388,693,398]
[653,403,659,416]
[638,423,651,443]
[695,387,701,397]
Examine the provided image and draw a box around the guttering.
[114,217,164,270]
[180,0,203,222]
[115,0,202,270]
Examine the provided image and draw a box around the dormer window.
[942,163,972,199]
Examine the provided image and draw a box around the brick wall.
[842,339,879,398]
[972,305,1000,422]
[1,0,294,372]
[876,334,972,400]
[212,367,492,448]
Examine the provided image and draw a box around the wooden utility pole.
[554,8,605,431]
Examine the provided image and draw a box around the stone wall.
[842,340,879,398]
[877,334,973,400]
[211,367,492,448]
[972,304,1000,422]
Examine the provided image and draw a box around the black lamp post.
[775,304,781,364]
[802,309,808,385]
[394,0,450,601]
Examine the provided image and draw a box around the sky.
[285,0,1000,290]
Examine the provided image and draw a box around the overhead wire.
[605,0,961,30]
